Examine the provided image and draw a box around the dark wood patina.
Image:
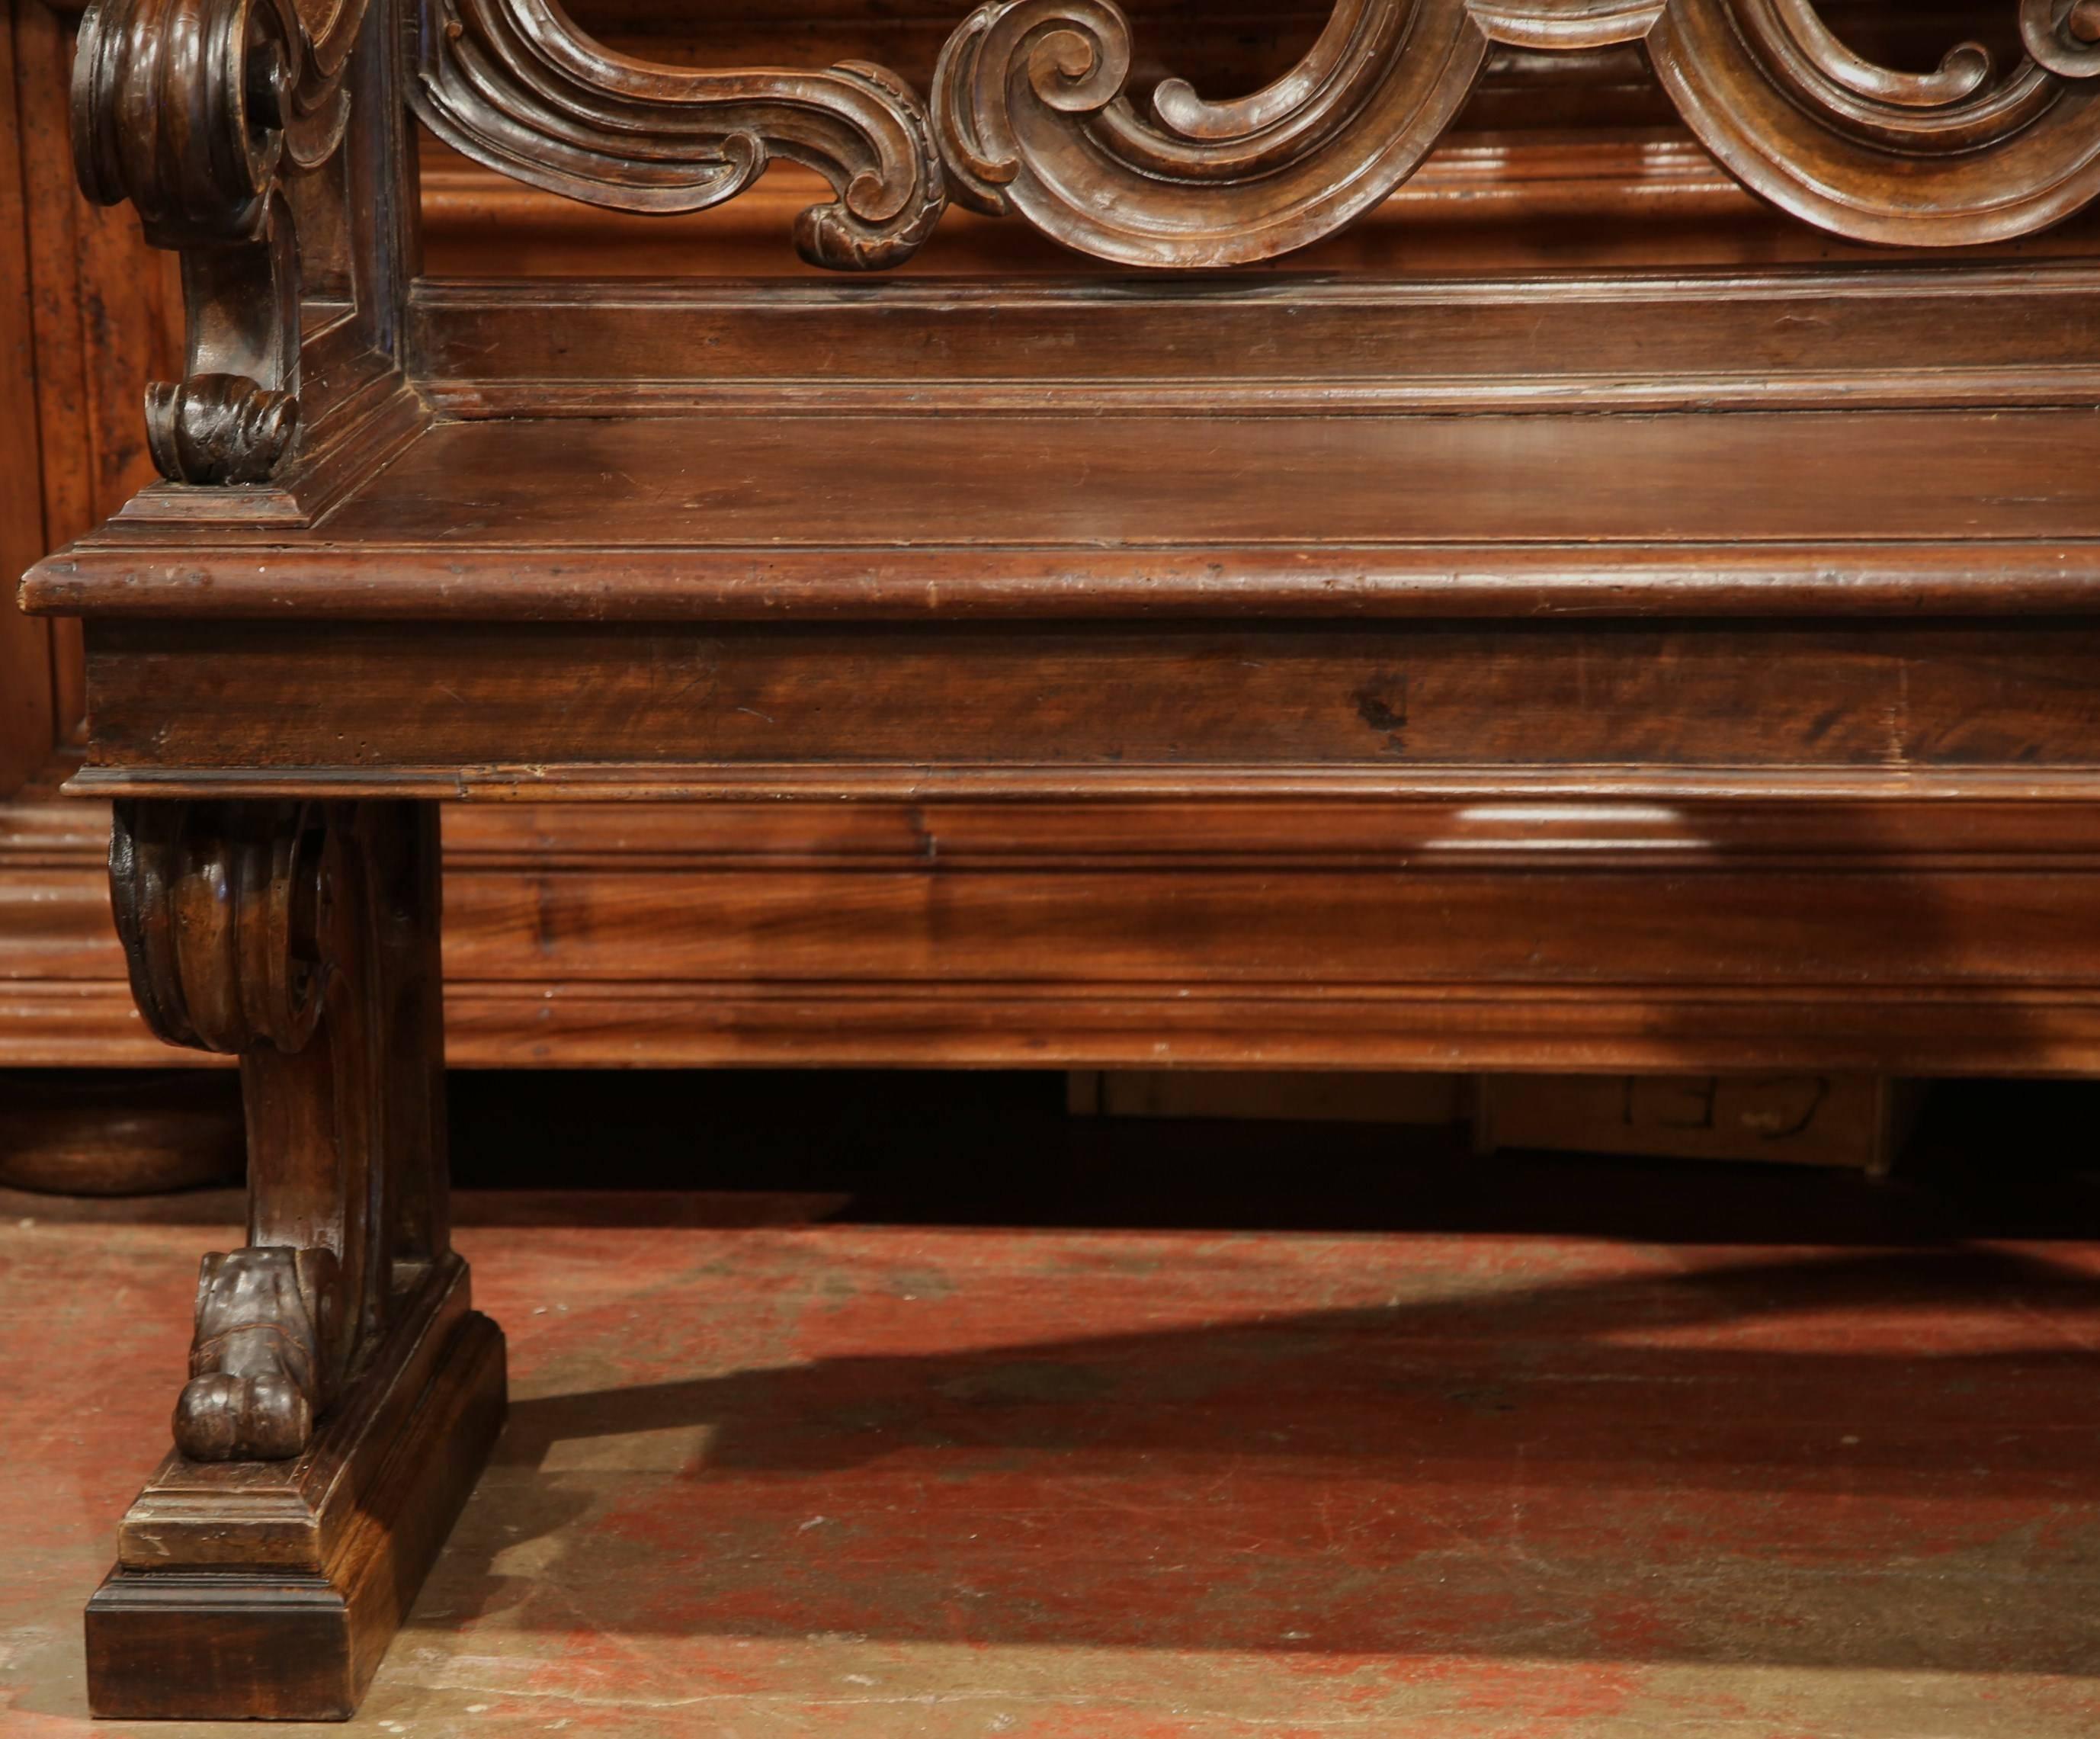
[23,0,2100,1718]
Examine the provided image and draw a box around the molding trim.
[18,780,2100,1073]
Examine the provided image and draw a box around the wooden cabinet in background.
[2,0,177,801]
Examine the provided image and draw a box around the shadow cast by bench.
[421,1239,2100,1676]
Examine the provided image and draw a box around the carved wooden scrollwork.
[111,801,345,1461]
[109,801,446,1465]
[2025,0,2100,78]
[70,0,368,479]
[931,0,2100,266]
[409,0,946,268]
[936,0,1491,265]
[110,801,332,1057]
[1652,0,2100,245]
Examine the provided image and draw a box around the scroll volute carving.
[410,0,946,268]
[1651,0,2100,245]
[109,801,332,1058]
[110,801,410,1464]
[2026,0,2100,76]
[69,0,370,480]
[936,0,1492,267]
[111,802,344,1461]
[931,0,2100,268]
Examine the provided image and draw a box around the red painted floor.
[5,1182,2100,1734]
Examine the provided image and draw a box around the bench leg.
[85,798,505,1721]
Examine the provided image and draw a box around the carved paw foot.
[175,1247,339,1461]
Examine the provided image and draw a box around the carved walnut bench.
[24,0,2100,1718]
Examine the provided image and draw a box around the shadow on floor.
[430,1224,2100,1676]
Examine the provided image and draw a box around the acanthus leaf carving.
[929,0,2100,268]
[146,376,302,488]
[409,0,947,270]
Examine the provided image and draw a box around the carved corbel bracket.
[931,0,2100,267]
[110,801,332,1057]
[111,802,349,1462]
[108,801,448,1467]
[69,0,369,480]
[410,0,945,268]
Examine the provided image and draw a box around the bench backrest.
[63,0,2100,505]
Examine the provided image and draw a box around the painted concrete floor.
[5,1183,2100,1736]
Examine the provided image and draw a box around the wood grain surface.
[30,0,2100,1718]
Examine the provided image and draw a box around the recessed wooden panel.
[21,782,2100,1073]
[5,0,181,762]
[0,0,51,797]
[441,865,2100,988]
[410,268,2100,413]
[75,620,2100,781]
[255,409,2100,548]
